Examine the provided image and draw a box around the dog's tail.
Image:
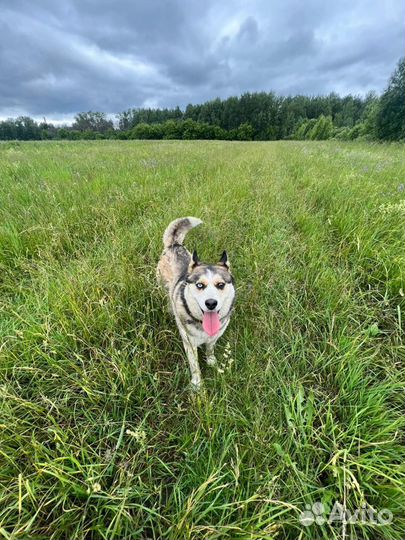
[163,217,202,248]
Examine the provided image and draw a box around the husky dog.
[157,217,235,390]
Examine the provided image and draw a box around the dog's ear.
[190,249,200,269]
[218,250,230,270]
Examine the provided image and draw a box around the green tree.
[360,92,379,139]
[57,128,69,139]
[237,123,254,141]
[309,115,333,140]
[130,123,162,139]
[376,58,405,141]
[334,126,351,140]
[0,119,17,139]
[14,117,41,140]
[293,118,317,140]
[72,111,114,133]
[162,120,183,139]
[182,119,200,139]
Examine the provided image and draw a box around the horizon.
[0,86,388,126]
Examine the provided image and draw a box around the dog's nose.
[205,299,218,311]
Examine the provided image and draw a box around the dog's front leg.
[178,326,202,390]
[184,339,202,391]
[206,341,217,366]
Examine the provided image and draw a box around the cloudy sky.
[1,0,404,122]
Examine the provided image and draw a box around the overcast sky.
[1,0,404,122]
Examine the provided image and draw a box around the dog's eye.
[196,283,205,290]
[216,282,225,290]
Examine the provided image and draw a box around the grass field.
[0,140,404,539]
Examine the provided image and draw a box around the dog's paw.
[206,355,217,367]
[190,378,203,392]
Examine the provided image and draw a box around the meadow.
[0,139,404,539]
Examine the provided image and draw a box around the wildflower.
[379,200,405,215]
[126,427,146,446]
[86,481,102,494]
[217,342,235,374]
[223,342,232,358]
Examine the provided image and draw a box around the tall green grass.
[0,140,404,539]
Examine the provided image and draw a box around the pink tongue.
[202,311,221,336]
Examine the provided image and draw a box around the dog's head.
[184,250,235,336]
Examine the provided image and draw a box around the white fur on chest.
[180,319,229,347]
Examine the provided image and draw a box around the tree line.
[1,58,403,142]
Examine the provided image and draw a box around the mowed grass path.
[0,140,404,540]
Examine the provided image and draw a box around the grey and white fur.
[157,217,235,390]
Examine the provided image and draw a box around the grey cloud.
[0,0,403,120]
[237,17,259,43]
